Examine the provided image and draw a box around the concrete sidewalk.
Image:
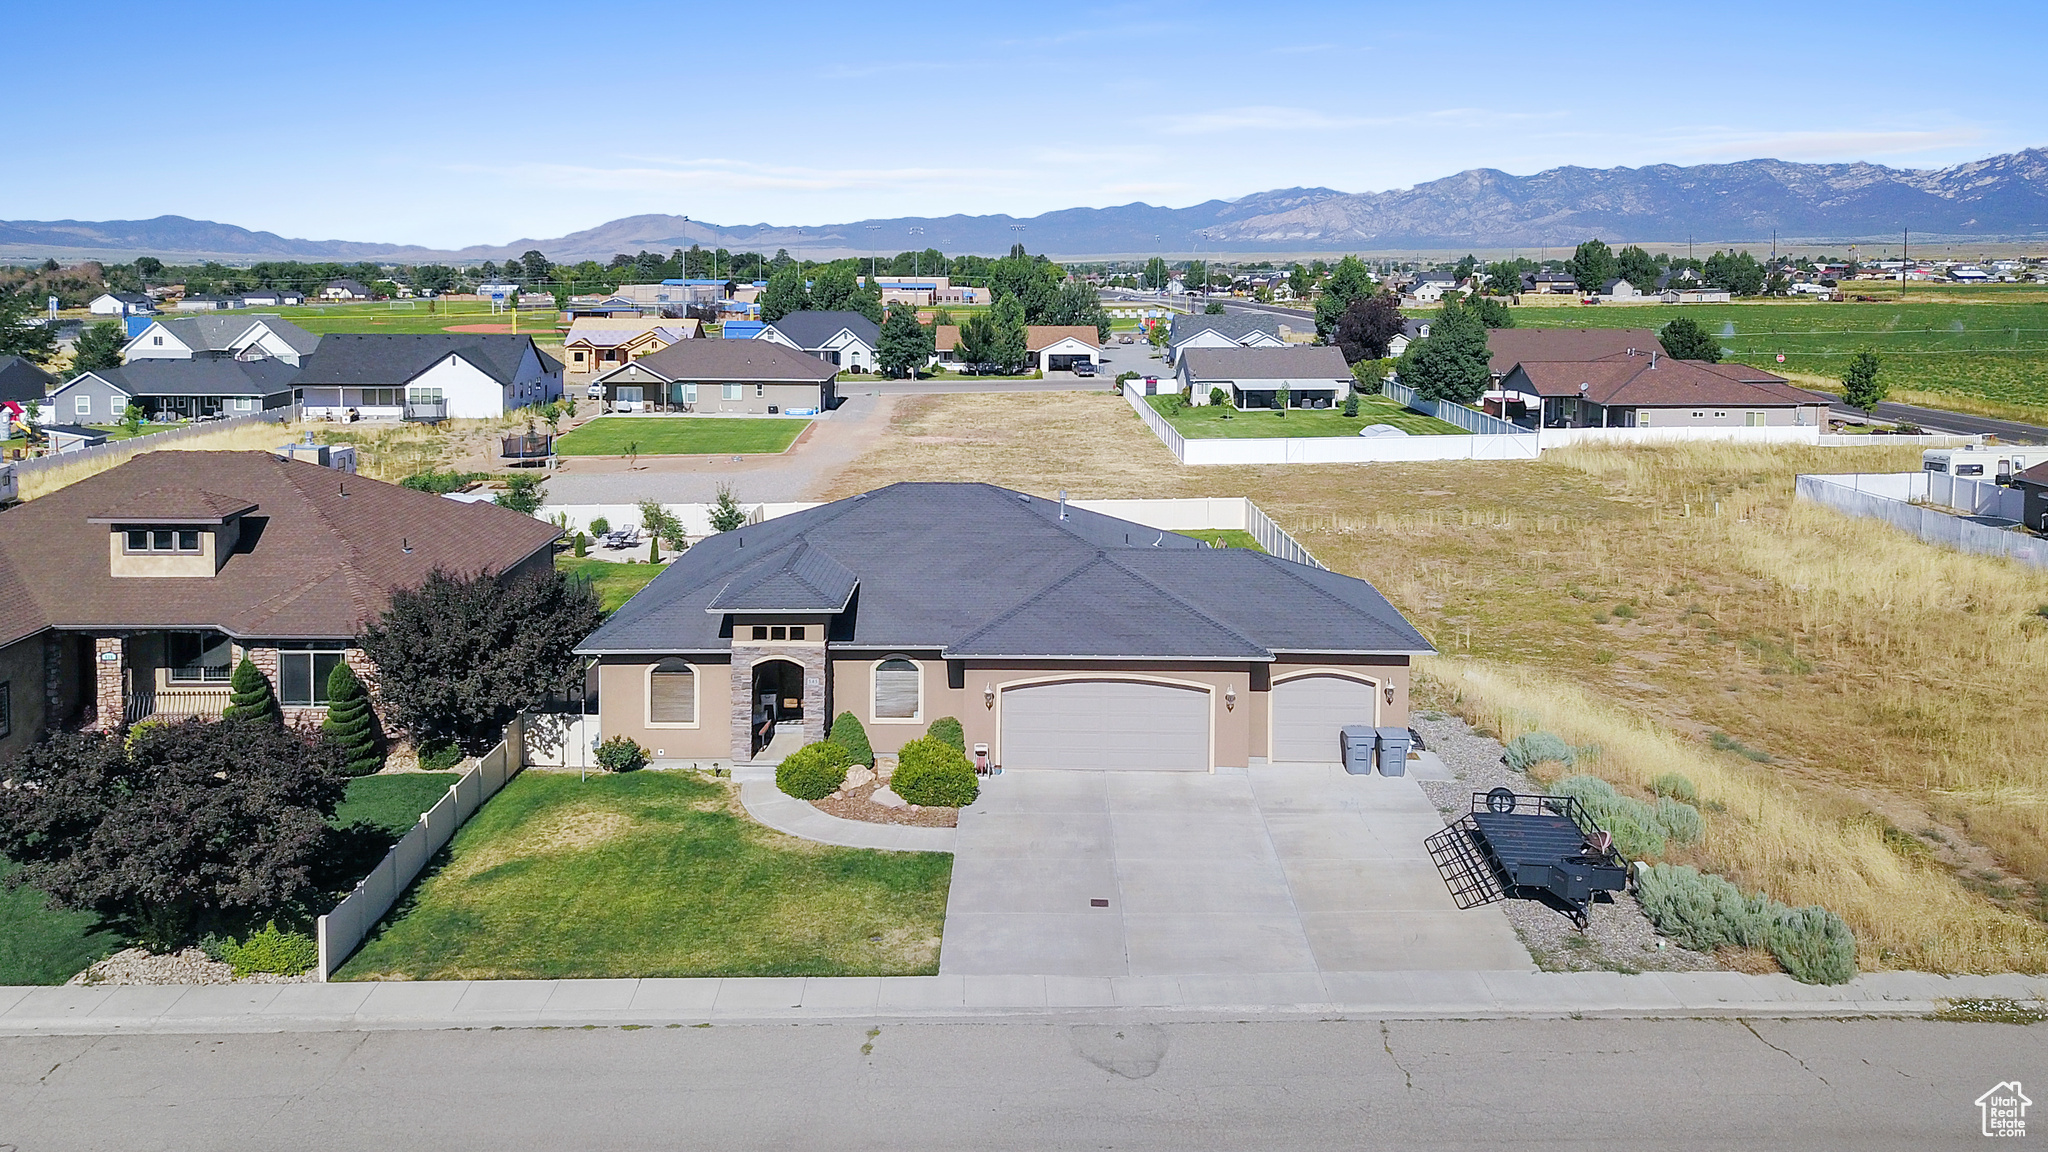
[735,768,956,852]
[1,969,2041,1036]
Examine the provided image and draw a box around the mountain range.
[5,148,2046,264]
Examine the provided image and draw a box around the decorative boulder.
[869,786,908,809]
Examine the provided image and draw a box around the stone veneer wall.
[727,642,828,761]
[92,636,124,731]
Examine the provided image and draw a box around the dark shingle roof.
[0,356,56,403]
[1485,328,1660,375]
[81,358,299,398]
[578,482,1431,660]
[141,315,320,358]
[1168,313,1283,346]
[1179,345,1350,383]
[706,539,859,612]
[295,334,544,388]
[762,310,880,350]
[616,338,840,384]
[0,451,560,648]
[1506,358,1824,406]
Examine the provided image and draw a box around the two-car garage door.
[1000,679,1210,772]
[1269,673,1378,764]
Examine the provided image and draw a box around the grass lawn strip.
[337,771,951,980]
[1179,528,1264,551]
[1150,394,1464,438]
[556,556,664,612]
[335,773,462,839]
[553,417,808,456]
[0,859,126,985]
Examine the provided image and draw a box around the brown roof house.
[929,325,1102,373]
[1499,352,1832,429]
[0,451,560,760]
[587,339,839,414]
[1483,328,1662,376]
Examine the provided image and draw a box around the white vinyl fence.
[1537,424,1822,448]
[1796,473,2043,569]
[316,717,525,980]
[1123,386,1540,464]
[3,407,295,490]
[1066,497,1326,569]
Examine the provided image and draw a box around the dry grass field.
[828,392,2048,972]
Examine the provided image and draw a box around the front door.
[750,660,805,754]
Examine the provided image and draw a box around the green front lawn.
[552,417,808,456]
[557,555,664,612]
[335,773,461,839]
[0,859,127,985]
[1179,529,1265,552]
[336,771,952,980]
[1151,394,1465,437]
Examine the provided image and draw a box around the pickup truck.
[1071,361,1098,377]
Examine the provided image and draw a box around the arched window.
[648,658,697,725]
[873,658,921,721]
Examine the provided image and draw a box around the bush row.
[1550,775,1704,860]
[199,921,319,978]
[1634,863,1857,984]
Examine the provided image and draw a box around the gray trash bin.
[1339,726,1377,775]
[1374,726,1412,776]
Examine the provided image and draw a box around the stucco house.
[46,359,299,423]
[575,482,1431,770]
[123,314,320,368]
[1177,346,1352,408]
[292,334,562,420]
[1165,313,1286,364]
[323,279,374,301]
[0,451,560,762]
[756,310,881,373]
[1500,353,1833,428]
[588,339,838,414]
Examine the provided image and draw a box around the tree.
[1703,249,1765,296]
[133,256,164,280]
[1313,255,1376,341]
[1288,262,1311,298]
[495,473,544,514]
[361,568,602,755]
[809,264,858,311]
[1485,261,1525,296]
[1565,239,1618,293]
[1615,245,1659,290]
[223,656,280,724]
[119,402,144,435]
[1841,351,1886,415]
[954,312,999,372]
[70,320,127,377]
[708,484,748,533]
[320,661,381,777]
[849,275,884,324]
[989,294,1028,374]
[1333,292,1406,363]
[636,500,689,551]
[877,305,934,378]
[0,719,347,948]
[759,265,808,322]
[0,288,58,365]
[1657,316,1722,362]
[1142,257,1170,290]
[1461,295,1515,329]
[1204,301,1225,315]
[1396,301,1490,404]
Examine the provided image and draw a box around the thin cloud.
[1153,105,1401,135]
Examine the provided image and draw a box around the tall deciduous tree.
[1396,302,1491,404]
[809,264,858,312]
[848,275,884,324]
[1657,316,1722,362]
[361,569,602,754]
[1143,257,1170,290]
[1313,256,1376,341]
[1461,295,1515,329]
[876,305,934,378]
[0,719,347,947]
[1841,351,1885,415]
[1334,293,1407,363]
[519,250,553,285]
[1615,245,1659,289]
[759,265,809,322]
[1703,250,1765,296]
[989,295,1029,374]
[1565,239,1618,293]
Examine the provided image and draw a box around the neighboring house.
[89,292,154,317]
[1177,346,1352,408]
[48,360,299,423]
[1385,318,1432,358]
[574,482,1431,769]
[2012,461,2048,533]
[1165,313,1286,363]
[123,314,320,368]
[294,334,562,420]
[322,279,374,300]
[173,294,237,312]
[1660,287,1733,304]
[39,424,108,454]
[1599,278,1642,301]
[239,287,305,307]
[1483,328,1661,377]
[588,339,838,414]
[0,450,560,760]
[927,325,1102,373]
[0,356,57,410]
[560,318,701,374]
[1499,354,1832,429]
[1523,273,1578,294]
[756,310,882,373]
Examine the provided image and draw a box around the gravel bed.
[67,947,316,986]
[1410,711,1720,975]
[808,762,961,828]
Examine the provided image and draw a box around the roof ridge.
[945,552,1115,651]
[1096,550,1273,654]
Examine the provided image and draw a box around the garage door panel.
[1002,680,1210,771]
[1270,674,1376,763]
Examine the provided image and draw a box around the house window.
[166,632,231,682]
[125,529,202,553]
[752,625,768,640]
[790,626,805,640]
[873,658,921,721]
[755,384,764,397]
[408,387,443,406]
[1745,412,1766,426]
[683,383,698,404]
[723,384,741,401]
[647,658,697,725]
[152,336,163,346]
[233,398,254,411]
[279,648,346,706]
[1713,411,1726,418]
[616,385,644,404]
[1691,411,1705,418]
[75,395,91,416]
[572,352,586,365]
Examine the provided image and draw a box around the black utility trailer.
[1425,788,1631,928]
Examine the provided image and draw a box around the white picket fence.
[316,717,525,980]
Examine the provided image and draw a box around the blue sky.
[9,0,2043,248]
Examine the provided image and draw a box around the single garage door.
[1269,674,1377,763]
[1000,679,1210,771]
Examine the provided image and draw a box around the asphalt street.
[1,1017,2033,1149]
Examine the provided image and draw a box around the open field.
[826,391,2048,972]
[260,301,565,342]
[1501,294,2048,423]
[552,416,808,457]
[1149,393,1463,437]
[338,770,952,980]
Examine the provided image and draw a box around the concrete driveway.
[939,766,1531,977]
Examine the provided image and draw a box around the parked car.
[1072,361,1098,377]
[1117,333,1135,344]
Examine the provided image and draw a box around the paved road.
[1,1017,2031,1149]
[1806,390,2048,443]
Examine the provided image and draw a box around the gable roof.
[70,358,299,398]
[133,314,321,358]
[294,334,544,388]
[326,279,372,294]
[614,338,840,384]
[578,482,1430,661]
[97,291,151,305]
[0,451,561,648]
[1179,345,1349,383]
[1025,325,1100,351]
[1484,328,1660,375]
[0,356,56,403]
[1168,312,1284,346]
[762,310,880,349]
[1505,358,1824,406]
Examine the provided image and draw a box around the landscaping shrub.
[595,735,647,773]
[590,516,611,536]
[1551,774,1666,859]
[321,661,382,777]
[223,656,280,724]
[776,740,850,800]
[1634,863,1776,952]
[828,711,873,766]
[892,736,978,807]
[1654,796,1705,846]
[927,716,965,751]
[1769,905,1858,984]
[417,739,462,772]
[1504,730,1575,772]
[1649,772,1698,804]
[222,921,318,978]
[573,532,587,557]
[1208,386,1227,407]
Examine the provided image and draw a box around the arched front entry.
[749,658,806,756]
